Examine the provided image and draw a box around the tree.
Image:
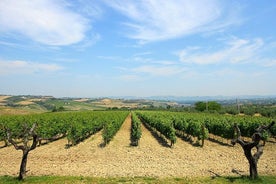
[5,123,39,180]
[52,106,65,112]
[231,121,275,179]
[208,101,221,111]
[195,101,221,112]
[195,101,207,111]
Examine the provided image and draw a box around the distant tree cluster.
[52,106,65,112]
[192,101,276,118]
[195,101,221,112]
[222,105,276,117]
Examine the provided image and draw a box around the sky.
[0,0,276,98]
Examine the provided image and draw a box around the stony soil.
[0,114,275,178]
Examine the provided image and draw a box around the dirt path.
[0,113,275,178]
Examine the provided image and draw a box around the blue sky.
[0,0,275,97]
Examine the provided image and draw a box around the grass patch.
[0,175,275,184]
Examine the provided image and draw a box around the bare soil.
[0,114,275,178]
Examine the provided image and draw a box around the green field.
[0,175,276,184]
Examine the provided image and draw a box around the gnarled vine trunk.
[241,141,262,179]
[19,150,29,180]
[6,123,38,180]
[231,121,275,179]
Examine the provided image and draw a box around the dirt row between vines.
[0,113,275,178]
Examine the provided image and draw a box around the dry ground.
[91,99,140,109]
[0,114,275,178]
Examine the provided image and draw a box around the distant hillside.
[110,95,276,105]
[1,94,276,115]
[0,95,178,114]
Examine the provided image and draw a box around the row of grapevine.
[0,123,8,147]
[202,114,274,140]
[135,111,274,146]
[67,113,104,146]
[0,114,44,141]
[0,111,129,147]
[136,111,208,146]
[130,112,142,146]
[136,111,176,146]
[102,111,129,145]
[173,116,208,146]
[1,110,274,148]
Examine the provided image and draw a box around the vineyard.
[0,110,275,179]
[136,111,275,147]
[0,111,129,148]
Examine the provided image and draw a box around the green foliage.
[0,110,273,148]
[0,111,128,147]
[195,101,207,112]
[195,101,221,112]
[223,104,276,118]
[0,122,7,145]
[271,122,276,137]
[52,106,65,112]
[137,111,210,146]
[260,108,276,118]
[136,111,177,146]
[261,131,269,141]
[136,110,272,146]
[102,111,129,145]
[208,101,222,111]
[131,112,142,146]
[172,113,209,146]
[66,112,106,146]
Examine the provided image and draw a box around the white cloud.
[0,0,90,45]
[0,60,63,75]
[104,0,239,43]
[179,38,264,65]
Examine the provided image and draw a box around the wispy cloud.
[0,0,92,46]
[179,37,264,65]
[71,0,103,19]
[104,0,240,43]
[0,60,63,75]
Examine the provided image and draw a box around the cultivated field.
[0,114,275,178]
